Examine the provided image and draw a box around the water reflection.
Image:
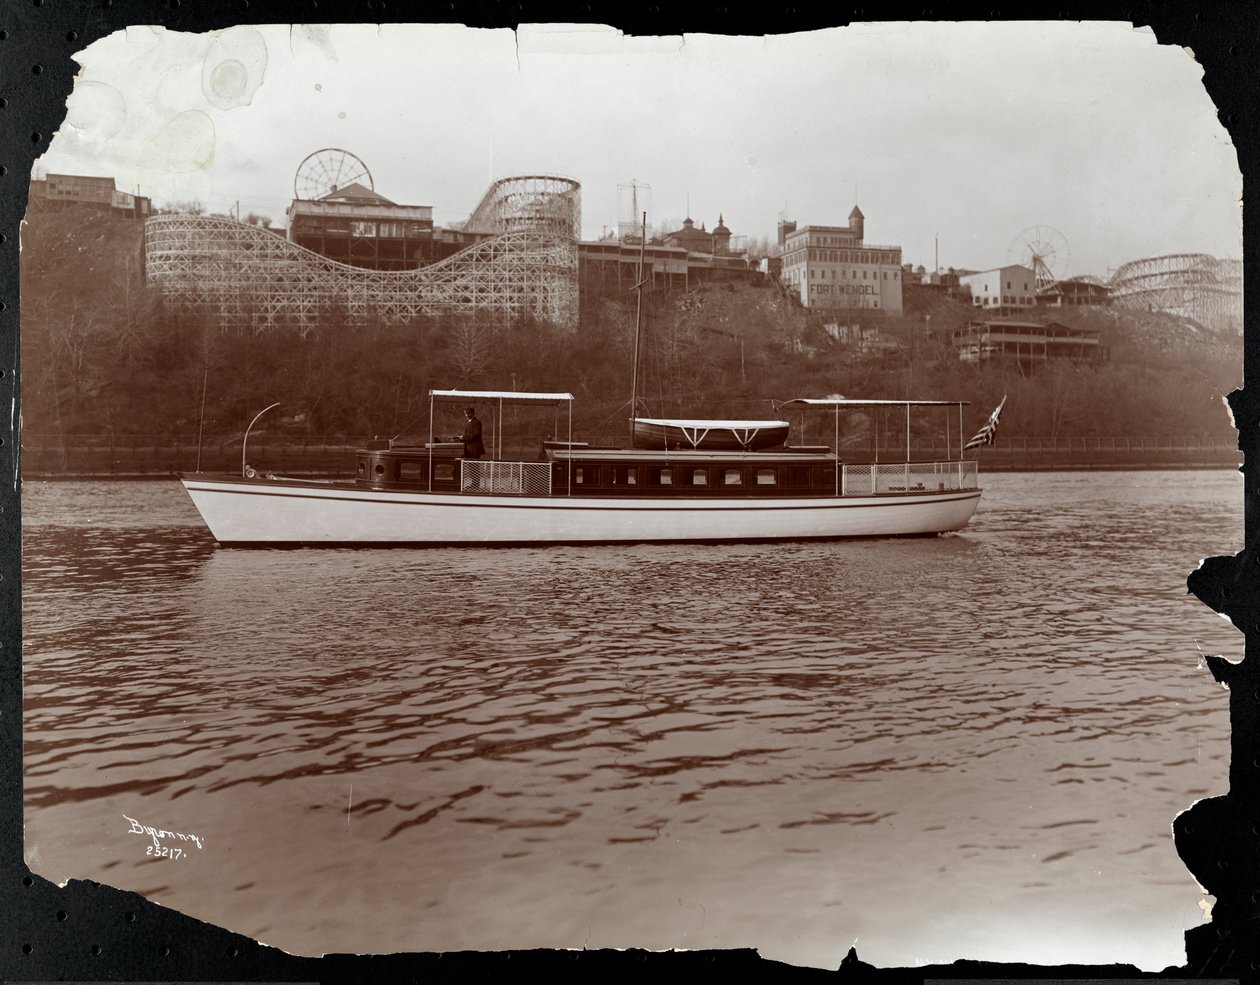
[20,473,1241,970]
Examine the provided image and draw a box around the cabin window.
[690,469,709,486]
[786,466,810,487]
[649,467,673,486]
[723,468,743,486]
[755,468,777,486]
[357,462,366,476]
[434,463,455,481]
[613,467,638,486]
[575,466,587,485]
[399,462,423,481]
[373,463,386,477]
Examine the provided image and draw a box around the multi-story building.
[31,172,116,207]
[1038,276,1111,307]
[28,173,152,218]
[285,181,484,271]
[110,189,153,219]
[957,264,1036,313]
[950,318,1108,367]
[662,215,733,255]
[579,240,756,295]
[777,206,903,314]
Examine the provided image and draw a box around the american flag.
[965,395,1007,450]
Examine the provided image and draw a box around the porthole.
[373,463,385,477]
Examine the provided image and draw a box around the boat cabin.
[355,443,845,497]
[353,390,979,500]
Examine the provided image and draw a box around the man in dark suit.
[462,406,485,459]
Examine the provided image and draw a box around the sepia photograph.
[18,18,1245,973]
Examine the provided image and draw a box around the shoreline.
[20,461,1240,481]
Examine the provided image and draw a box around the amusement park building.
[1038,276,1111,307]
[662,215,734,255]
[950,317,1108,367]
[579,212,760,295]
[957,264,1037,313]
[284,181,488,270]
[777,206,904,314]
[145,164,582,332]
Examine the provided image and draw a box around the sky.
[36,21,1242,279]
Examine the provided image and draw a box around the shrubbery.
[19,208,1240,445]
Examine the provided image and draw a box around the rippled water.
[22,472,1241,970]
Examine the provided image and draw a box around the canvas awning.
[635,417,788,428]
[429,389,574,405]
[782,398,969,408]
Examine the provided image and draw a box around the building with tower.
[663,215,734,255]
[777,206,903,314]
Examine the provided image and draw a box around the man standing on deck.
[462,406,485,460]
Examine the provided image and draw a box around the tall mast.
[630,210,647,442]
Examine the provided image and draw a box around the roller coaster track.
[1108,252,1242,332]
[145,175,582,333]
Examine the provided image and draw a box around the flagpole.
[630,211,647,444]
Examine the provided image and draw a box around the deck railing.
[20,433,1239,477]
[841,460,978,496]
[461,460,553,495]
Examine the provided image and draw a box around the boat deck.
[351,442,978,499]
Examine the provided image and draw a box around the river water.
[20,471,1241,971]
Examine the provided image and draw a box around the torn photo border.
[2,1,1257,982]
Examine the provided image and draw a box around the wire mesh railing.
[842,461,978,496]
[460,460,553,495]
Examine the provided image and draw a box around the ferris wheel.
[293,148,374,201]
[1007,225,1071,290]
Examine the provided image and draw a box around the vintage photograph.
[20,21,1243,971]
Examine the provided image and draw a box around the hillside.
[18,206,1242,447]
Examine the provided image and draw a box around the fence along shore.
[21,432,1241,478]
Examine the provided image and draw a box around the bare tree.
[111,255,161,366]
[447,321,492,387]
[162,199,206,215]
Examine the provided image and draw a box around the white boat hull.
[180,475,983,546]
